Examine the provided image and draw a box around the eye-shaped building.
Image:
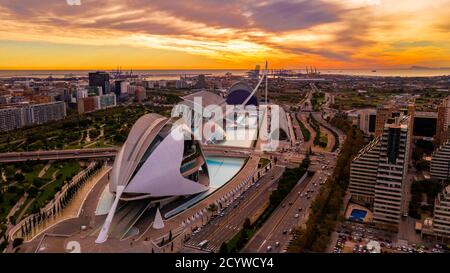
[110,113,210,200]
[96,113,209,243]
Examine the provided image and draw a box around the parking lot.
[332,222,447,253]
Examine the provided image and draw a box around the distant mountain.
[410,66,450,70]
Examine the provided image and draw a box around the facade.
[135,88,147,102]
[0,107,25,131]
[374,104,392,137]
[432,185,450,239]
[436,96,450,145]
[114,80,123,96]
[373,116,411,229]
[0,102,66,131]
[77,96,99,114]
[413,111,437,139]
[25,101,66,125]
[99,93,116,109]
[349,113,411,230]
[349,137,381,204]
[96,113,210,243]
[430,140,450,181]
[194,74,206,89]
[88,71,110,94]
[78,94,116,114]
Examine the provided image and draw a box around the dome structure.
[226,82,258,106]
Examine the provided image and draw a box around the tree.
[219,242,228,253]
[243,218,252,230]
[207,203,218,214]
[12,238,24,248]
[14,173,25,182]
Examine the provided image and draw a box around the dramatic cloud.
[0,0,448,69]
[249,0,341,32]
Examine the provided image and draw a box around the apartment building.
[430,140,450,181]
[349,112,411,230]
[373,116,411,229]
[433,185,450,239]
[0,101,66,131]
[349,137,381,204]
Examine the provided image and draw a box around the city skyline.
[0,0,449,70]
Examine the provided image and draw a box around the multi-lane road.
[0,145,253,163]
[183,165,285,252]
[242,153,337,253]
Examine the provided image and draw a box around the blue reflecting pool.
[206,156,246,189]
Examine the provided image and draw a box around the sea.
[0,68,449,80]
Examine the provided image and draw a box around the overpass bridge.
[0,143,326,164]
[0,148,119,163]
[0,145,255,163]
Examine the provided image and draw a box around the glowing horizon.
[0,0,449,70]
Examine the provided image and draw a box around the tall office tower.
[430,140,450,181]
[358,109,377,136]
[194,74,206,89]
[406,103,415,163]
[349,112,411,230]
[373,116,411,229]
[374,104,392,137]
[349,137,382,205]
[114,80,123,97]
[0,107,25,131]
[89,72,110,94]
[436,96,450,145]
[432,185,450,239]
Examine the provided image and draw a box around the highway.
[242,153,336,253]
[183,165,285,252]
[0,148,119,163]
[0,145,254,163]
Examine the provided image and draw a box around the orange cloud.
[0,0,448,69]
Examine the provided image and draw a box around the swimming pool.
[350,209,367,222]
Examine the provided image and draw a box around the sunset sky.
[0,0,449,70]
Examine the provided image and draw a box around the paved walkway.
[11,166,111,243]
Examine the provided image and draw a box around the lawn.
[27,161,81,215]
[0,192,21,223]
[258,158,271,168]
